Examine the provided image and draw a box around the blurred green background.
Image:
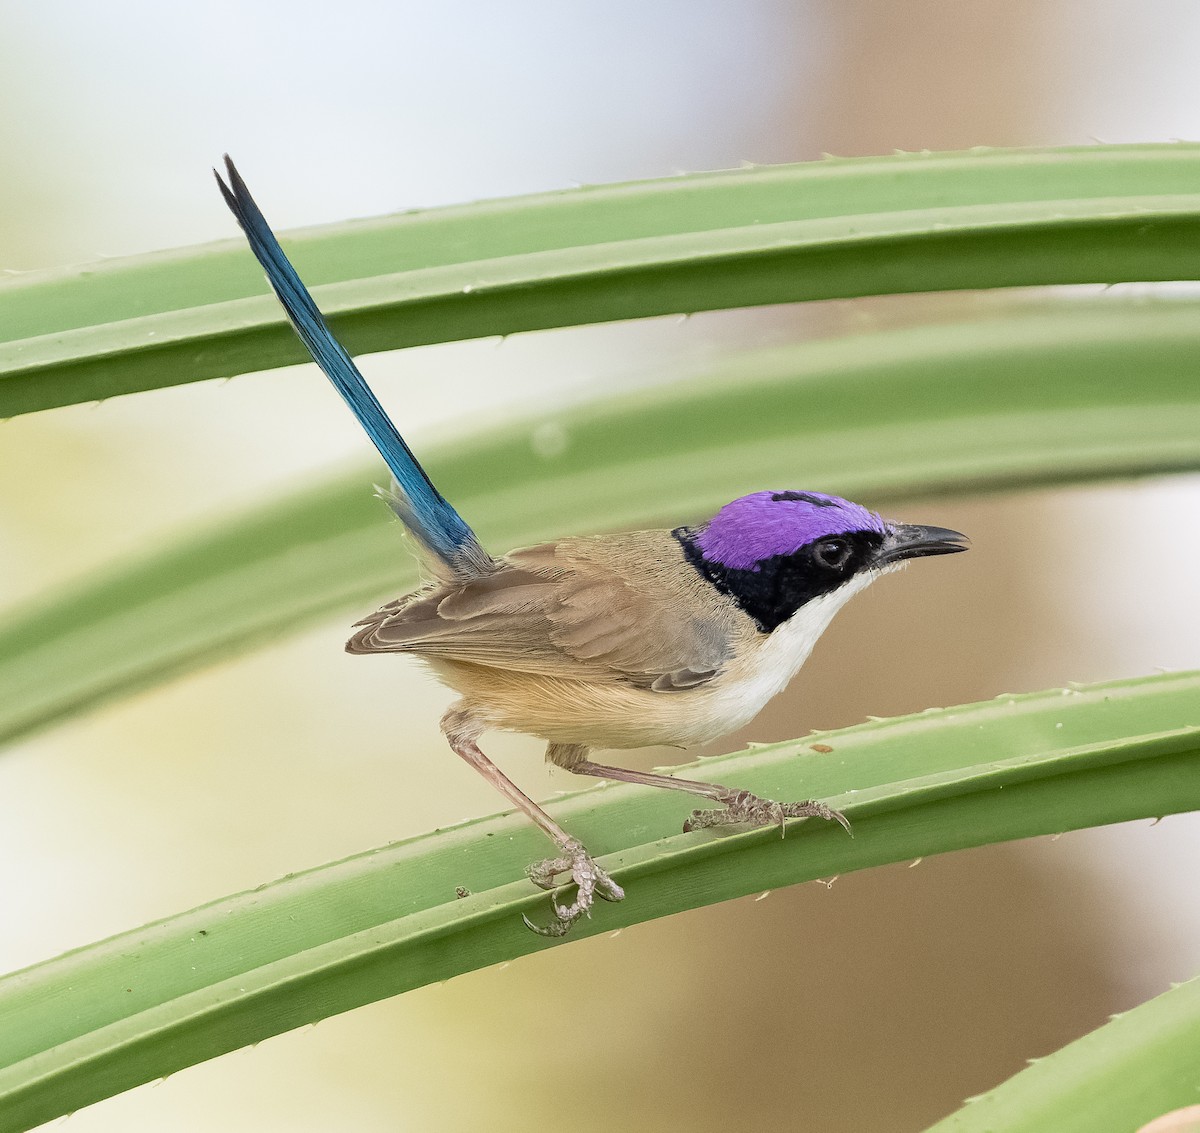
[2,2,1199,1129]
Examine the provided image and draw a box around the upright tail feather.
[215,155,494,580]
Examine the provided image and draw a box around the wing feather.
[346,530,742,691]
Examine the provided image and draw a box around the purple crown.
[693,490,886,571]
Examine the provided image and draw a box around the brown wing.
[346,531,740,691]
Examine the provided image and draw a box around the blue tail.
[215,156,493,580]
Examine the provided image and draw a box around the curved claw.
[782,798,853,835]
[522,911,581,938]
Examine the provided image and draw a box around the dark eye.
[812,537,852,571]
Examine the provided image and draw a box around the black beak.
[878,524,969,564]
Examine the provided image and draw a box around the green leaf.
[5,144,1200,416]
[1,671,1196,1132]
[925,975,1200,1132]
[1,296,1199,748]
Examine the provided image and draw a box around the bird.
[215,156,968,937]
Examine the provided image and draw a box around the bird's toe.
[522,841,622,937]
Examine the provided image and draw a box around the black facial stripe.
[673,527,884,633]
[770,491,837,506]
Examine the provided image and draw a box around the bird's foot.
[683,788,852,837]
[522,839,624,938]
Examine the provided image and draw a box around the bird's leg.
[548,744,850,838]
[442,712,622,937]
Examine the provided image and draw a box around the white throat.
[765,569,879,678]
[708,570,882,735]
[632,569,894,749]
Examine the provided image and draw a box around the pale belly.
[425,578,873,749]
[430,657,782,748]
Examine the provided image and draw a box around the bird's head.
[675,490,967,633]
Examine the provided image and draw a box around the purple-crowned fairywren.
[216,157,967,937]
